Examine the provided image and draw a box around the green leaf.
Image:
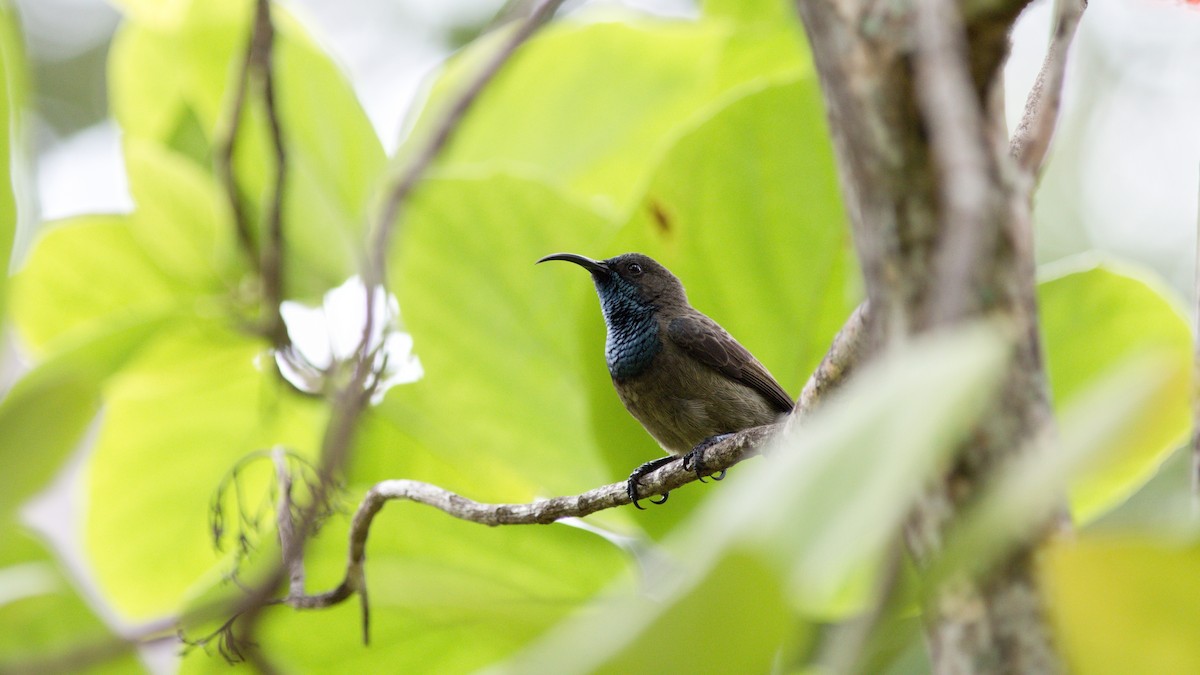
[941,354,1177,581]
[109,0,385,299]
[125,140,241,291]
[0,377,94,518]
[0,316,170,520]
[0,526,144,674]
[1037,261,1192,521]
[413,18,808,211]
[84,323,326,620]
[716,325,1006,615]
[1040,536,1200,675]
[264,28,386,295]
[501,552,798,675]
[622,78,850,387]
[387,173,619,498]
[9,215,182,355]
[579,77,855,536]
[0,0,26,323]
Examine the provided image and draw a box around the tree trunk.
[792,0,1062,671]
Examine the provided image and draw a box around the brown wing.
[667,314,793,414]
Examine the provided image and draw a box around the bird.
[536,252,793,508]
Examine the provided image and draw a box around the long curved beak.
[536,252,610,278]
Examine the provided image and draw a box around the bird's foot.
[682,433,732,483]
[626,456,677,509]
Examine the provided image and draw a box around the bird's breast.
[612,345,783,455]
[605,315,661,380]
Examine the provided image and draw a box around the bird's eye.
[628,263,643,276]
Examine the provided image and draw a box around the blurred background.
[10,0,1199,283]
[4,0,1199,671]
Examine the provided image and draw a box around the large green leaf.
[109,0,385,299]
[410,17,808,212]
[1038,262,1192,521]
[0,0,25,322]
[502,551,798,675]
[1040,536,1200,674]
[124,140,241,291]
[578,77,855,536]
[0,527,143,674]
[387,173,619,499]
[715,326,1006,615]
[181,406,630,672]
[9,215,182,355]
[941,353,1178,581]
[84,323,326,620]
[0,316,169,520]
[504,326,1006,671]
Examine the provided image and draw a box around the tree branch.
[274,296,873,640]
[913,0,1000,323]
[214,0,289,347]
[254,0,288,348]
[214,20,259,268]
[1009,0,1087,178]
[792,300,871,420]
[273,447,304,598]
[280,425,777,618]
[793,0,1065,670]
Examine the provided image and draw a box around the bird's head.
[536,252,688,313]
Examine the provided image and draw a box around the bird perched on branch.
[537,252,792,508]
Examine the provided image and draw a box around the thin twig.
[255,0,289,347]
[912,0,997,324]
[214,9,260,265]
[273,447,304,597]
[214,0,289,346]
[1009,0,1087,178]
[792,300,871,421]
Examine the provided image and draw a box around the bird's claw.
[684,433,733,482]
[626,456,675,509]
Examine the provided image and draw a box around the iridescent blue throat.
[597,282,661,380]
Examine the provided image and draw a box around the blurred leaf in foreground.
[1041,536,1200,675]
[1037,261,1191,522]
[0,528,143,674]
[500,325,1007,673]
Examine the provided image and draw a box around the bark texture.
[792,0,1064,671]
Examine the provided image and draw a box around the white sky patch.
[277,276,423,401]
[36,120,131,219]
